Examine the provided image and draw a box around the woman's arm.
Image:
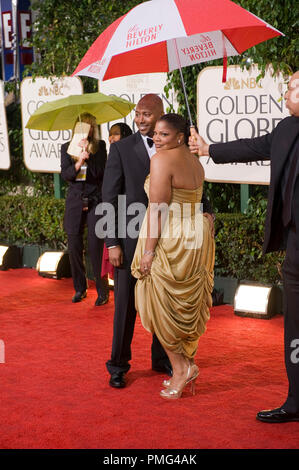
[139,153,172,274]
[60,142,89,182]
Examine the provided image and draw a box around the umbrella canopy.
[72,0,283,82]
[26,92,136,131]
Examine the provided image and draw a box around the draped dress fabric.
[131,176,215,359]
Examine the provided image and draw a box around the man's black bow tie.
[147,137,154,148]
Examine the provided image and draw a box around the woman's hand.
[80,150,90,162]
[75,150,89,171]
[139,252,154,276]
[203,213,215,237]
[78,138,88,149]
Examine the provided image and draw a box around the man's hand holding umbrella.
[189,131,210,157]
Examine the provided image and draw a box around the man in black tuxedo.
[102,94,214,388]
[190,71,299,423]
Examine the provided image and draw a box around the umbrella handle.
[190,126,197,139]
[78,111,88,151]
[189,126,198,147]
[172,39,194,128]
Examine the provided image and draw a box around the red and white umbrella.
[73,0,283,123]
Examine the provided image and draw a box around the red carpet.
[0,268,298,449]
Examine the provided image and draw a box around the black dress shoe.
[72,291,87,303]
[152,363,173,377]
[109,372,126,388]
[95,293,109,306]
[256,407,299,423]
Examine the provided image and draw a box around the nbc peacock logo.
[224,77,263,90]
[224,78,240,90]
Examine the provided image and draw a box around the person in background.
[189,71,299,423]
[108,122,132,144]
[101,122,133,282]
[61,113,109,306]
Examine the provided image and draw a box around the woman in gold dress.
[131,114,215,399]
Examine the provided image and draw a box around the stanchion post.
[240,184,250,213]
[54,173,65,199]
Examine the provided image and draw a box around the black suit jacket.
[60,140,107,234]
[102,131,213,266]
[210,115,299,254]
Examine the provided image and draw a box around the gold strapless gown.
[131,176,215,359]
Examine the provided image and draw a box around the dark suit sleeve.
[201,192,213,214]
[60,143,79,182]
[210,132,273,164]
[102,142,124,248]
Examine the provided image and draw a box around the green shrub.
[214,213,284,283]
[0,195,66,249]
[0,194,284,284]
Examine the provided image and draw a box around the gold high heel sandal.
[160,364,199,400]
[162,364,199,388]
[162,378,171,388]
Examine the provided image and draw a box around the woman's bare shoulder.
[151,148,179,163]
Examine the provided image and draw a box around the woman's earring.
[178,139,181,144]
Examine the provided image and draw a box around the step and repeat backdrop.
[21,76,83,173]
[0,65,290,184]
[197,65,289,184]
[0,81,10,170]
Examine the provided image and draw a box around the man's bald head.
[134,94,164,137]
[285,71,299,117]
[138,94,164,113]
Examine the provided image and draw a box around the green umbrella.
[26,92,135,131]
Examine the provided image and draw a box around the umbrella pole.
[78,110,87,152]
[173,39,194,128]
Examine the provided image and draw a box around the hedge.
[0,195,66,249]
[0,195,284,283]
[214,213,284,284]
